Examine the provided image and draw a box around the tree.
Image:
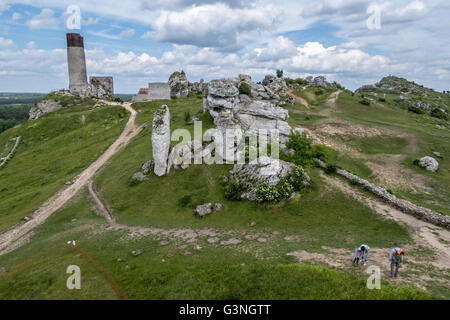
[276,69,284,78]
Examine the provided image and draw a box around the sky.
[0,0,449,93]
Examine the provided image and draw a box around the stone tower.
[66,33,88,92]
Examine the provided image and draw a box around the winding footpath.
[0,102,142,256]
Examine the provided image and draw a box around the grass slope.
[0,102,128,231]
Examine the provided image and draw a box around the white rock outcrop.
[418,156,439,172]
[203,76,292,160]
[226,156,310,201]
[152,105,171,176]
[29,99,63,120]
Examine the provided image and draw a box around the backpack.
[393,248,405,262]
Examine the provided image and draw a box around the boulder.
[195,203,213,217]
[131,172,147,182]
[213,203,223,212]
[227,156,309,201]
[141,160,154,175]
[418,156,439,172]
[152,105,171,176]
[131,249,143,256]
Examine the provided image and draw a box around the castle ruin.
[66,33,114,99]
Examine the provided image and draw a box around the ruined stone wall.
[90,76,114,97]
[148,83,171,100]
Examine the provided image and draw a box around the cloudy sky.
[0,0,449,93]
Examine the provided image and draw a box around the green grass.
[327,149,373,179]
[0,93,447,300]
[338,135,409,155]
[293,87,334,106]
[0,188,430,300]
[333,91,450,215]
[95,98,410,250]
[287,112,327,127]
[0,102,128,231]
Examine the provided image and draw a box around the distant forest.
[0,92,133,133]
[0,93,44,133]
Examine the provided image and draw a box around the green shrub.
[314,89,324,96]
[224,181,247,201]
[276,69,284,78]
[178,195,192,208]
[295,78,308,86]
[255,166,305,203]
[350,178,359,186]
[430,108,448,120]
[408,106,425,114]
[325,164,337,174]
[282,132,329,166]
[378,97,386,102]
[359,99,370,106]
[239,82,252,96]
[114,97,123,103]
[184,111,191,123]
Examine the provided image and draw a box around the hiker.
[359,244,370,265]
[389,243,405,278]
[353,248,362,265]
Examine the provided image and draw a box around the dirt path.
[286,89,309,108]
[0,102,142,256]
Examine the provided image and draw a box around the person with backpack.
[359,244,370,265]
[389,243,405,278]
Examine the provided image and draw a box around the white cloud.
[26,8,58,29]
[150,3,282,49]
[120,29,135,38]
[0,37,14,48]
[12,12,21,20]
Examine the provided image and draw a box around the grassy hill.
[0,85,449,300]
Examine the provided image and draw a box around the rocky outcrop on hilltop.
[29,99,63,120]
[169,71,190,98]
[304,76,337,89]
[168,71,207,98]
[356,76,449,119]
[204,75,292,153]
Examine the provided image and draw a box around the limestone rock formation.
[304,76,336,89]
[204,76,293,156]
[152,105,171,176]
[169,71,190,98]
[29,99,63,120]
[418,156,439,172]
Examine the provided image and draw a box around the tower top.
[66,33,84,48]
